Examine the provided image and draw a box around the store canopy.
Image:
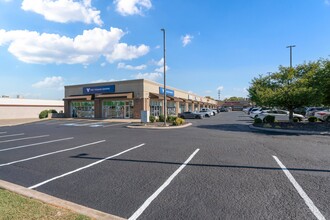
[95,92,133,99]
[149,93,171,100]
[63,95,92,101]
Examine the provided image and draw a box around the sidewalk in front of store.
[0,118,141,127]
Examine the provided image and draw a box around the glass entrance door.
[124,105,130,118]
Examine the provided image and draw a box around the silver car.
[178,111,203,119]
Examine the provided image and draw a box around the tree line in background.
[248,58,330,121]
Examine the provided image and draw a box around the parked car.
[248,107,260,115]
[220,107,228,112]
[305,107,328,117]
[250,107,270,118]
[200,108,215,116]
[178,111,203,119]
[256,110,304,122]
[314,109,330,122]
[199,109,213,117]
[293,107,307,116]
[243,107,252,114]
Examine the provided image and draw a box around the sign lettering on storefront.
[83,85,115,94]
[159,87,174,97]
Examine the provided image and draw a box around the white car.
[256,110,304,122]
[314,109,330,121]
[250,108,270,119]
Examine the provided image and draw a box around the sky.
[0,0,330,100]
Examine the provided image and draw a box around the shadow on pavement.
[196,124,310,136]
[70,155,330,173]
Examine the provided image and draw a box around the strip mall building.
[64,79,218,119]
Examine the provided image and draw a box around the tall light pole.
[286,45,296,68]
[161,28,167,126]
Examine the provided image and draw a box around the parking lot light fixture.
[286,45,296,68]
[161,28,167,126]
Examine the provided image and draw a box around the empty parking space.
[0,112,329,219]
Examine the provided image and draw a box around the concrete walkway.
[0,118,141,127]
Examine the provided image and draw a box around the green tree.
[224,96,246,101]
[248,61,322,121]
[313,59,330,106]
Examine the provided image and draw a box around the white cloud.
[134,72,162,82]
[205,90,212,94]
[0,28,149,64]
[154,65,169,73]
[217,86,224,91]
[181,34,193,47]
[114,0,152,16]
[105,43,149,63]
[117,62,147,70]
[21,0,103,26]
[32,76,64,90]
[325,0,330,5]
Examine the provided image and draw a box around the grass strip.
[0,188,90,220]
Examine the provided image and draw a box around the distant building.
[63,79,218,119]
[0,98,64,119]
[221,100,251,111]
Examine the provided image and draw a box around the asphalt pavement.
[0,113,329,219]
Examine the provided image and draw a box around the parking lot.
[0,112,329,219]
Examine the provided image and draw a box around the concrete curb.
[249,125,330,135]
[127,123,192,129]
[0,179,126,220]
[0,119,49,127]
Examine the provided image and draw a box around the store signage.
[83,85,115,94]
[159,87,174,97]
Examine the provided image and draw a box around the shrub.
[263,115,275,123]
[292,117,299,123]
[39,109,58,119]
[149,115,155,123]
[159,114,165,122]
[308,116,318,122]
[263,123,272,128]
[167,116,177,123]
[173,117,185,126]
[254,118,262,124]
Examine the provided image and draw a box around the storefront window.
[179,103,185,113]
[150,100,163,117]
[167,101,176,116]
[102,100,134,118]
[71,101,94,118]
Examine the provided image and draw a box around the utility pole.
[161,28,167,126]
[286,45,296,68]
[218,90,221,101]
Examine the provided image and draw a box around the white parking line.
[0,133,25,138]
[0,135,50,144]
[29,143,145,189]
[0,137,74,152]
[0,140,105,167]
[272,156,325,220]
[102,122,130,128]
[129,148,200,220]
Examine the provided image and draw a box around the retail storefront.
[63,79,218,119]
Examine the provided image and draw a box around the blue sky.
[1,0,330,100]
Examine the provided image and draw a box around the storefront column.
[64,100,71,118]
[198,103,201,111]
[94,99,102,118]
[175,101,180,115]
[185,102,189,111]
[133,98,144,119]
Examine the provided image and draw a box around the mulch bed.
[253,122,330,132]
